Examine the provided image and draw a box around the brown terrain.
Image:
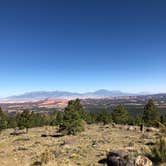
[0,124,163,166]
[38,98,68,108]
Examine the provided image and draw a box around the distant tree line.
[0,99,166,134]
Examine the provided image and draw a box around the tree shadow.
[98,158,107,165]
[41,133,64,138]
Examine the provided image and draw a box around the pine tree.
[7,116,17,129]
[17,110,33,133]
[96,108,112,125]
[0,107,7,132]
[112,104,129,124]
[143,99,160,126]
[59,99,85,135]
[56,111,63,125]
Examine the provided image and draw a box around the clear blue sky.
[0,0,166,97]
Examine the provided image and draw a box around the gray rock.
[107,150,134,166]
[146,127,159,132]
[135,155,152,166]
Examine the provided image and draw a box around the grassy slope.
[0,124,157,166]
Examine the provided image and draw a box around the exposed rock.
[107,150,134,166]
[17,147,28,151]
[146,127,159,132]
[112,123,117,128]
[60,137,77,146]
[10,130,26,136]
[92,140,98,147]
[135,155,152,166]
[140,133,151,139]
[125,146,137,152]
[41,134,47,137]
[32,161,42,166]
[127,126,135,131]
[124,125,129,130]
[70,153,79,159]
[145,141,155,146]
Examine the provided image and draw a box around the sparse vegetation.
[0,123,156,166]
[148,137,166,164]
[0,98,166,165]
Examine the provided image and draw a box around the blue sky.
[0,0,166,97]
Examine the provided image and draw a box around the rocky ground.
[0,124,162,166]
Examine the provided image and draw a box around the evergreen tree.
[160,115,166,125]
[112,104,129,124]
[66,99,86,120]
[7,116,17,129]
[128,114,142,125]
[96,108,112,125]
[84,112,96,124]
[143,99,160,126]
[59,99,85,135]
[0,107,7,132]
[56,111,63,125]
[17,110,33,133]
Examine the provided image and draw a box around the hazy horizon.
[0,0,166,96]
[0,89,165,98]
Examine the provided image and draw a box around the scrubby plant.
[149,137,166,163]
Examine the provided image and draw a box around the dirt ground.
[0,124,158,166]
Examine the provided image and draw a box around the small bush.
[149,137,166,163]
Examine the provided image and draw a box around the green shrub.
[149,137,166,163]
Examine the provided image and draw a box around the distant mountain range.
[1,89,154,101]
[0,89,166,103]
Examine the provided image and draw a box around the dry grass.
[0,124,157,166]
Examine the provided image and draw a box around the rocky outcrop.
[146,127,159,132]
[106,150,153,166]
[135,155,152,166]
[107,150,134,166]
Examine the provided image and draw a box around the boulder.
[146,127,159,132]
[112,123,117,128]
[107,150,134,166]
[10,130,26,136]
[124,125,129,130]
[135,155,152,166]
[127,126,135,131]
